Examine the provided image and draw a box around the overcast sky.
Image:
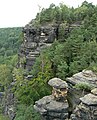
[0,0,97,28]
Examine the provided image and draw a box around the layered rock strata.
[3,89,16,120]
[66,70,97,87]
[34,78,69,120]
[71,88,97,120]
[18,24,58,71]
[34,71,97,120]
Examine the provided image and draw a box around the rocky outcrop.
[48,78,68,89]
[18,22,81,72]
[34,78,69,120]
[18,24,58,71]
[48,78,68,101]
[66,70,97,87]
[71,88,97,120]
[66,70,96,115]
[34,70,97,120]
[2,75,17,120]
[34,95,68,120]
[3,89,16,120]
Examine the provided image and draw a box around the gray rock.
[3,89,16,120]
[48,78,68,89]
[91,88,97,95]
[71,93,97,120]
[35,95,54,107]
[66,70,97,87]
[46,100,68,112]
[34,95,68,120]
[80,93,97,105]
[25,75,33,80]
[18,24,58,71]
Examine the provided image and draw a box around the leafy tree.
[0,27,22,66]
[0,64,12,89]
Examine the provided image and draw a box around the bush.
[74,82,93,91]
[15,104,41,120]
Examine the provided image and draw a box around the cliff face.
[18,22,80,72]
[18,24,58,71]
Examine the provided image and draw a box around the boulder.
[80,93,97,105]
[91,88,97,95]
[66,70,97,87]
[48,78,68,89]
[71,92,97,120]
[34,95,68,120]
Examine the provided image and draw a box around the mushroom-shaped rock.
[91,88,97,95]
[48,78,68,89]
[48,78,68,101]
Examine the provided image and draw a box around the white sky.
[0,0,97,28]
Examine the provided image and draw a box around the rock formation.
[18,22,80,72]
[18,24,59,71]
[12,16,96,120]
[2,75,17,120]
[71,88,97,120]
[3,87,16,120]
[34,70,97,120]
[48,78,68,101]
[66,70,97,116]
[66,70,97,87]
[34,78,69,120]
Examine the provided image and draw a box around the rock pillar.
[34,78,69,120]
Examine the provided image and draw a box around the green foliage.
[13,2,97,107]
[0,27,22,66]
[15,104,41,120]
[13,53,53,105]
[13,68,32,104]
[0,114,10,120]
[56,61,68,79]
[0,64,13,88]
[74,82,93,91]
[1,1,97,119]
[88,62,97,73]
[35,2,75,25]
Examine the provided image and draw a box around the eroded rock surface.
[18,24,58,71]
[71,89,97,120]
[67,70,97,87]
[48,78,68,89]
[34,78,69,120]
[34,95,68,120]
[3,89,16,120]
[80,93,97,105]
[34,71,97,120]
[91,88,97,95]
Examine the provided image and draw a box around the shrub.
[74,82,94,91]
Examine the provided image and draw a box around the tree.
[0,64,12,89]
